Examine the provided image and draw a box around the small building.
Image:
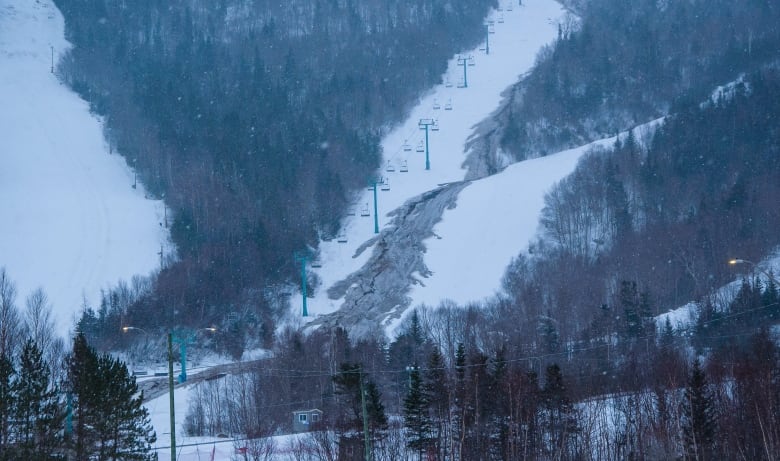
[292,409,323,432]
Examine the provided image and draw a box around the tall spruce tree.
[12,339,63,460]
[0,354,14,459]
[682,358,717,460]
[403,364,432,459]
[67,333,156,461]
[540,364,579,459]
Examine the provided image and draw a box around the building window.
[311,413,320,423]
[298,413,307,423]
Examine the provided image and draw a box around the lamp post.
[729,258,780,286]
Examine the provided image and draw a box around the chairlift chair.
[311,259,322,268]
[431,120,440,131]
[347,207,356,216]
[400,160,409,173]
[444,99,453,110]
[507,3,513,11]
[337,233,348,243]
[416,141,425,153]
[498,14,505,23]
[445,77,453,88]
[360,203,370,217]
[403,140,412,152]
[497,5,503,11]
[433,99,441,110]
[468,55,476,67]
[380,179,390,191]
[386,160,395,173]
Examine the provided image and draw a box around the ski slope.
[0,0,167,337]
[306,0,570,322]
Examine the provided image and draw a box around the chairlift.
[385,160,395,173]
[507,3,513,11]
[402,140,412,152]
[431,120,440,131]
[347,207,356,216]
[433,99,441,110]
[337,233,348,243]
[380,178,390,191]
[310,259,322,268]
[498,14,505,24]
[444,99,453,110]
[399,160,409,173]
[416,141,425,153]
[360,203,370,217]
[468,55,476,67]
[445,77,453,88]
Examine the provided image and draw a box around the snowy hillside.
[303,0,574,333]
[0,0,167,336]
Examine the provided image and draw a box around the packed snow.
[0,0,168,337]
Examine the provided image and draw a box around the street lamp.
[728,258,780,286]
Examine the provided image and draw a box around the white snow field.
[0,0,167,337]
[307,0,570,319]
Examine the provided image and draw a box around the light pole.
[729,258,780,286]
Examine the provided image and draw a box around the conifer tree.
[540,364,579,458]
[13,338,63,459]
[0,354,14,457]
[682,358,717,460]
[67,333,156,461]
[403,364,432,459]
[423,348,449,459]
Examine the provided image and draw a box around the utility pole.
[418,119,435,170]
[457,55,469,88]
[168,332,176,461]
[360,371,372,461]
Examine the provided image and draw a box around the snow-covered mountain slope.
[0,0,167,337]
[300,0,572,335]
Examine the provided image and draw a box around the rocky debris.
[309,181,470,338]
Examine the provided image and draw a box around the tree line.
[180,298,780,460]
[497,0,780,160]
[0,268,156,460]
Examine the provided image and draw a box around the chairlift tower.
[457,55,470,88]
[418,118,435,170]
[293,252,309,316]
[485,23,491,54]
[367,179,380,234]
